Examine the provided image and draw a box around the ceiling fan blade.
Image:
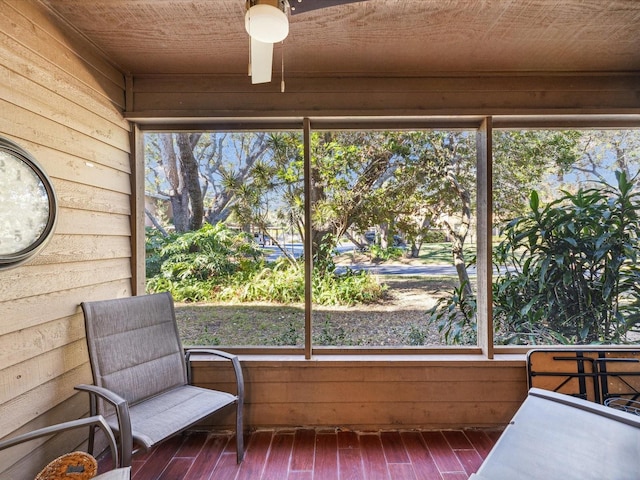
[250,37,274,84]
[290,0,369,15]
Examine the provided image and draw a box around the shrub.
[146,225,385,306]
[493,171,640,344]
[429,171,640,345]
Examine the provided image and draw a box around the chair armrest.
[0,415,121,470]
[184,349,245,402]
[75,384,133,467]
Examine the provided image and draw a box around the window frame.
[134,115,640,359]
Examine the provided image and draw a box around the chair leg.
[236,404,244,463]
[87,394,98,455]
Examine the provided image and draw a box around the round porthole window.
[0,136,57,269]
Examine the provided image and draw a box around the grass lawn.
[174,274,463,347]
[418,242,477,264]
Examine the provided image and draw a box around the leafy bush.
[146,223,263,301]
[427,281,477,345]
[429,172,640,345]
[493,172,640,344]
[146,225,385,305]
[313,267,386,306]
[368,245,404,261]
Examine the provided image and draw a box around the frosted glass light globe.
[245,4,289,43]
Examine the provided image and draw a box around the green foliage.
[146,225,385,306]
[216,258,306,303]
[146,223,263,301]
[313,268,386,306]
[314,319,350,346]
[427,282,477,345]
[274,320,301,345]
[421,230,448,244]
[145,226,170,277]
[407,324,429,346]
[429,171,640,346]
[368,245,404,261]
[493,171,640,344]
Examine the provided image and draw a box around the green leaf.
[529,190,540,212]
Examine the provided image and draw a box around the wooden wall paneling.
[191,360,528,430]
[0,103,130,176]
[0,279,132,337]
[129,89,640,116]
[55,179,131,215]
[131,74,640,95]
[0,63,129,152]
[18,150,132,200]
[55,209,131,236]
[0,363,92,435]
[0,259,131,303]
[0,340,88,404]
[0,392,88,478]
[0,35,124,121]
[29,234,131,265]
[1,0,126,106]
[241,400,522,429]
[223,380,521,404]
[0,314,85,369]
[193,360,525,383]
[0,4,131,473]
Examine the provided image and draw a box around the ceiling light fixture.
[245,0,289,88]
[245,0,289,43]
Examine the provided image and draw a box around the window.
[491,128,640,346]
[144,131,305,348]
[141,121,640,353]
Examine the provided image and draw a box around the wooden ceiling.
[40,0,640,78]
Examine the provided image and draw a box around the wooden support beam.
[476,117,494,358]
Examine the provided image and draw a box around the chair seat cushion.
[106,385,236,449]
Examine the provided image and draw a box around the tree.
[146,129,584,294]
[145,132,272,233]
[199,132,272,224]
[492,130,582,221]
[176,133,204,231]
[558,130,640,190]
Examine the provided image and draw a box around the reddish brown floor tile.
[101,427,497,480]
[290,429,316,472]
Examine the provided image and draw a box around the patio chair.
[0,415,130,479]
[471,388,640,479]
[75,292,245,467]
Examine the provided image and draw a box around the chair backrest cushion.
[81,292,188,405]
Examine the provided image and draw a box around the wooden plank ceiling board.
[39,0,640,77]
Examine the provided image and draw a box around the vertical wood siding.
[0,1,130,476]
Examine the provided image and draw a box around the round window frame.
[0,136,58,270]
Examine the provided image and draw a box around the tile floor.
[100,427,501,480]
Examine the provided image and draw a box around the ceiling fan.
[244,0,368,86]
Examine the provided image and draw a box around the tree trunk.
[443,166,473,298]
[451,232,472,298]
[158,134,190,232]
[379,223,389,249]
[176,133,204,231]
